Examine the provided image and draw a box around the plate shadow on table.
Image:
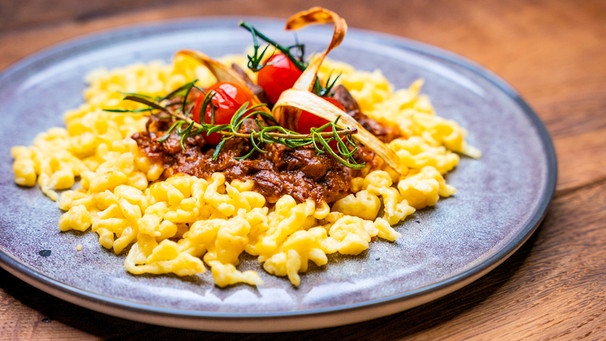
[1,212,549,341]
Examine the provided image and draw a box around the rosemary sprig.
[239,21,306,72]
[239,21,340,97]
[107,79,364,169]
[316,72,340,97]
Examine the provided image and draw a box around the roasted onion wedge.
[275,89,406,174]
[273,8,405,174]
[176,49,271,113]
[286,7,347,92]
[271,7,345,137]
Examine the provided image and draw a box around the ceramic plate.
[0,18,556,332]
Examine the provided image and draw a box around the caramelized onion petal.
[177,49,270,112]
[274,89,406,174]
[273,7,349,131]
[285,7,348,92]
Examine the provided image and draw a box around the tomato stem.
[239,21,307,72]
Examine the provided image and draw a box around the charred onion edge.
[286,7,347,92]
[273,7,406,174]
[273,7,347,128]
[275,89,406,173]
[176,8,406,174]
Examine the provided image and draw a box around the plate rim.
[0,17,557,331]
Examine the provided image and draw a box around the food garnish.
[114,7,403,176]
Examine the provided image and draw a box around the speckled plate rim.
[0,17,557,332]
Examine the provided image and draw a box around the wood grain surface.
[1,0,605,340]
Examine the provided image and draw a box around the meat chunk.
[231,64,271,105]
[332,84,401,142]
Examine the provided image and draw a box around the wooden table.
[1,0,604,339]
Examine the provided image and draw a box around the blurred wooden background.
[1,0,605,340]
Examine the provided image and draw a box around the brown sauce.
[131,85,396,205]
[133,128,373,204]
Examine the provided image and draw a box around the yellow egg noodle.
[11,54,479,287]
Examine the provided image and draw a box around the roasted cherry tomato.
[296,97,348,151]
[192,81,253,145]
[296,97,346,134]
[257,52,303,104]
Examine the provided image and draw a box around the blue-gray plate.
[0,18,556,332]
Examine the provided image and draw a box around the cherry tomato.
[296,97,349,151]
[296,97,346,134]
[257,52,303,104]
[192,81,253,145]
